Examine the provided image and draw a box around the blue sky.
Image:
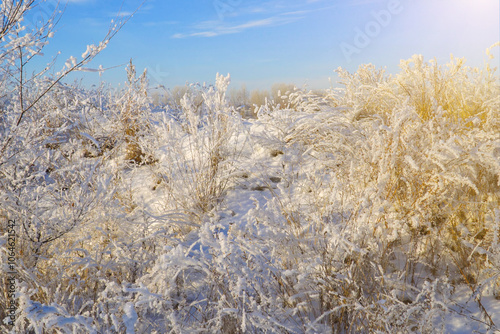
[30,0,500,90]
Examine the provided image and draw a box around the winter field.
[2,3,500,334]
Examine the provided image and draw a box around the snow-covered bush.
[148,74,246,226]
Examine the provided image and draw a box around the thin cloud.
[172,15,303,38]
[281,10,314,16]
[171,0,339,39]
[109,11,135,18]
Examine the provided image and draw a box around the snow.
[122,303,138,334]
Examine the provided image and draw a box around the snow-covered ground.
[1,63,500,333]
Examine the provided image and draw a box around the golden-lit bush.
[333,44,500,128]
[317,48,500,297]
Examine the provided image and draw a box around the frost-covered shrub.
[149,74,246,226]
[112,60,154,165]
[313,51,499,332]
[332,44,500,126]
